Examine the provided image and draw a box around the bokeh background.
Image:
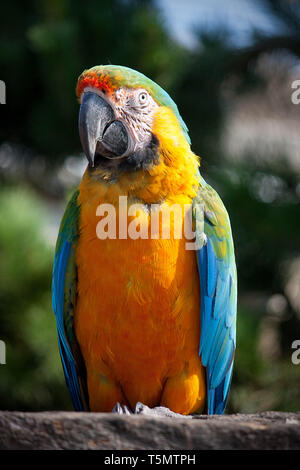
[0,0,300,412]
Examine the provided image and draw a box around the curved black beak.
[79,92,131,166]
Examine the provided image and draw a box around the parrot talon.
[111,402,133,415]
[111,401,190,417]
[133,402,192,418]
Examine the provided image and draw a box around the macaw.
[52,65,237,416]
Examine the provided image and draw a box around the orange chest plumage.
[74,181,203,411]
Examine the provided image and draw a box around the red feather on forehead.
[76,71,115,100]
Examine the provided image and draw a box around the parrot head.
[76,65,199,202]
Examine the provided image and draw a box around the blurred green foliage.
[0,0,300,412]
[0,187,72,409]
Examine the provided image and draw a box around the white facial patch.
[113,88,158,149]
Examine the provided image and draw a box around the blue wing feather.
[194,177,237,414]
[52,191,85,411]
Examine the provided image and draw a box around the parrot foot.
[111,402,133,415]
[112,401,191,418]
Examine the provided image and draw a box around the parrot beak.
[79,91,132,166]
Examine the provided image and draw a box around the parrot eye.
[138,91,148,105]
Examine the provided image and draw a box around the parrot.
[52,65,237,416]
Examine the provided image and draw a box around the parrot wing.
[52,190,87,410]
[193,176,237,414]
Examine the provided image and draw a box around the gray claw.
[111,402,122,414]
[112,401,192,418]
[111,402,133,415]
[134,402,191,418]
